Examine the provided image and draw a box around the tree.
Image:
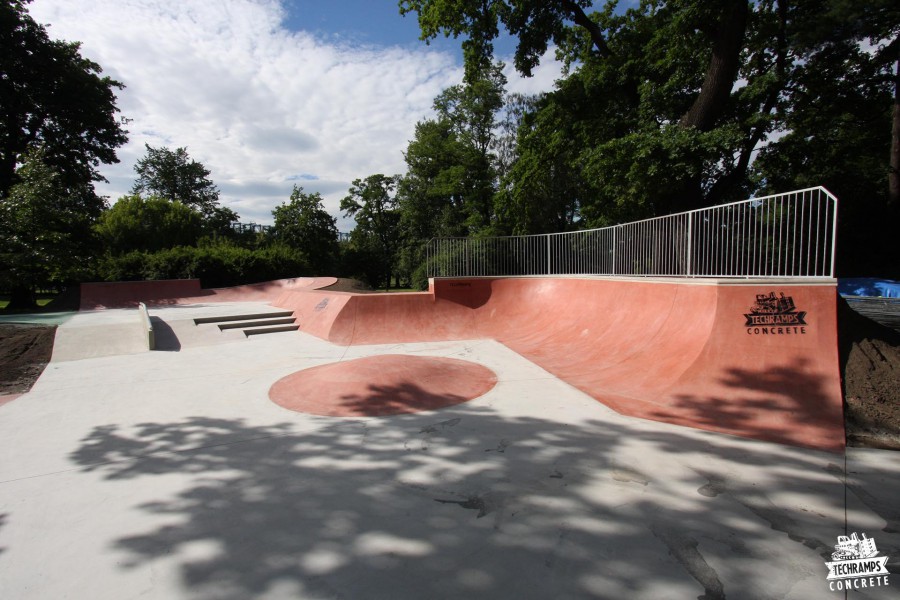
[341,175,402,290]
[399,0,778,214]
[94,194,203,255]
[0,148,95,307]
[403,0,899,277]
[272,186,339,274]
[1,0,127,204]
[131,144,237,234]
[752,0,900,277]
[400,64,506,242]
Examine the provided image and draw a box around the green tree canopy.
[1,0,127,206]
[131,144,238,235]
[401,0,898,281]
[272,186,339,274]
[341,174,402,290]
[752,0,900,276]
[400,63,506,242]
[397,1,794,216]
[0,147,96,307]
[94,194,204,255]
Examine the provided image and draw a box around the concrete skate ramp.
[80,277,337,309]
[273,277,844,451]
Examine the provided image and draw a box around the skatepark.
[0,188,897,598]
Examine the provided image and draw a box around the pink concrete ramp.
[273,277,844,452]
[80,277,337,309]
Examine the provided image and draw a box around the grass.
[0,295,56,310]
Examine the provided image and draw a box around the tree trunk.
[679,1,748,133]
[670,1,749,213]
[890,58,900,207]
[6,286,37,311]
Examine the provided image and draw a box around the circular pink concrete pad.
[268,354,498,417]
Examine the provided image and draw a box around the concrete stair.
[193,311,299,337]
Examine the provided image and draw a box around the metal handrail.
[426,187,838,279]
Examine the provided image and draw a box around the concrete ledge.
[138,302,155,350]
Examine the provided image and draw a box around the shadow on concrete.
[336,382,474,416]
[0,513,6,557]
[150,317,181,352]
[62,405,887,599]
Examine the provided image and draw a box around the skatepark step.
[217,317,297,331]
[244,324,301,336]
[193,310,300,338]
[193,311,294,325]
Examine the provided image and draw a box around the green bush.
[95,242,311,287]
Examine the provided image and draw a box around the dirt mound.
[319,278,377,293]
[0,324,57,395]
[837,297,900,449]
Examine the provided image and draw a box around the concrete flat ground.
[0,303,897,599]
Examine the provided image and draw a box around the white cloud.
[28,0,564,230]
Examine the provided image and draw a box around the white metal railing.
[426,187,838,279]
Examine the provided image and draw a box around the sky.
[27,0,567,231]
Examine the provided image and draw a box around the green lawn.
[0,296,55,310]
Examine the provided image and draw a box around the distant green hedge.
[96,242,311,288]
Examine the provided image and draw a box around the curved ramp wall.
[80,277,337,309]
[275,277,843,452]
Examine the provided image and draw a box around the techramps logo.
[825,532,891,592]
[744,291,808,335]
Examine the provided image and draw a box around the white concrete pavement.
[0,303,897,599]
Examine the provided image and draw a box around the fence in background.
[426,187,837,279]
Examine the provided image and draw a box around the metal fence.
[426,187,838,279]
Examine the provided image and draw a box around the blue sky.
[284,1,440,47]
[281,0,520,55]
[28,0,565,229]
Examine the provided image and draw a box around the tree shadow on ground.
[658,357,843,451]
[335,382,479,416]
[0,513,6,556]
[63,399,886,600]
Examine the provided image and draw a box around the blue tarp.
[838,278,900,298]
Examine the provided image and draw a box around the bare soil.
[837,297,900,449]
[2,288,897,450]
[0,324,57,395]
[320,278,377,293]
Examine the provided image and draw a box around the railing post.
[612,226,617,275]
[686,214,693,277]
[547,235,551,274]
[827,187,838,278]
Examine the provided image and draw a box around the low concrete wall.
[138,302,154,350]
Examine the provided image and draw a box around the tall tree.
[131,144,238,234]
[132,144,219,211]
[341,175,402,290]
[1,0,127,204]
[753,0,900,277]
[0,148,95,307]
[272,186,339,274]
[494,92,593,234]
[399,0,775,214]
[399,63,506,241]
